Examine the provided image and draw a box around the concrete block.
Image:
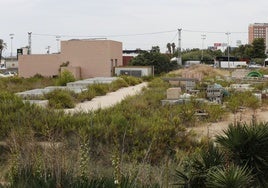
[167,87,181,99]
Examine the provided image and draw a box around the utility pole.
[201,34,206,63]
[46,46,50,54]
[9,34,14,57]
[225,32,231,69]
[28,32,32,55]
[177,28,182,66]
[56,36,61,53]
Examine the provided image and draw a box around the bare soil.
[190,107,268,139]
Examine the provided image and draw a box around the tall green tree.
[130,46,178,74]
[166,43,171,54]
[252,38,266,58]
[171,43,176,54]
[0,39,7,63]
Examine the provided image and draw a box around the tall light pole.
[56,36,61,53]
[46,46,50,54]
[225,32,231,69]
[201,34,206,63]
[177,28,182,66]
[9,33,14,57]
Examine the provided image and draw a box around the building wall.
[18,54,61,77]
[60,40,122,78]
[248,23,268,52]
[19,40,122,78]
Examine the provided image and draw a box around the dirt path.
[190,107,268,139]
[65,82,148,113]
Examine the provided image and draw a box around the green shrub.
[89,83,109,96]
[45,89,75,109]
[56,70,76,86]
[77,89,96,102]
[109,78,129,92]
[142,75,154,82]
[120,75,142,86]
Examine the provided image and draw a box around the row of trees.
[129,46,178,74]
[129,38,267,75]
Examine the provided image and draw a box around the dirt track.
[190,107,268,139]
[65,82,148,114]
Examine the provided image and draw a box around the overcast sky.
[1,0,268,56]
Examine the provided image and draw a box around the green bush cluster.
[120,75,142,86]
[56,70,76,86]
[109,78,129,91]
[45,89,76,109]
[0,75,251,187]
[0,75,55,93]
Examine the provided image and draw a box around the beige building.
[18,39,123,79]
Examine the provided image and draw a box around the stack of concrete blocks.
[167,87,182,100]
[182,71,203,81]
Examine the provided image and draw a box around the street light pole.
[201,34,206,63]
[177,28,182,66]
[9,34,14,57]
[225,32,231,69]
[56,36,61,53]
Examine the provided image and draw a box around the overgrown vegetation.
[0,67,268,187]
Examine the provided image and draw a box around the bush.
[56,70,76,86]
[77,89,96,102]
[109,78,129,92]
[89,84,109,96]
[120,75,142,86]
[45,89,76,109]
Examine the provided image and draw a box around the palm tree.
[166,43,171,54]
[0,39,7,63]
[171,43,176,54]
[216,122,268,187]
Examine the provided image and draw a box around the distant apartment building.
[18,39,122,79]
[248,23,268,53]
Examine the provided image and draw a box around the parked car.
[247,62,262,69]
[0,71,17,77]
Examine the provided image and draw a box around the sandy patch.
[65,82,148,113]
[190,107,268,139]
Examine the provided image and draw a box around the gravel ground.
[65,82,148,113]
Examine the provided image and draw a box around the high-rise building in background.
[248,23,268,53]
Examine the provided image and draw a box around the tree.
[130,46,178,74]
[0,39,7,63]
[166,43,171,54]
[150,46,160,53]
[171,43,176,54]
[252,38,266,58]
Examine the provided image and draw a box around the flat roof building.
[248,23,268,53]
[18,39,123,79]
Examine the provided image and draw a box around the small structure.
[264,58,268,67]
[114,66,153,77]
[246,71,263,78]
[166,87,182,99]
[162,77,198,91]
[206,83,223,104]
[230,84,253,92]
